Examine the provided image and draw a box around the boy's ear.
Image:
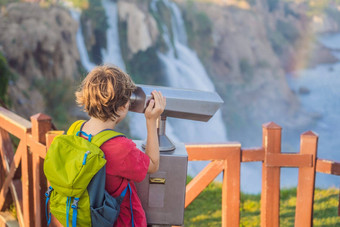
[124,101,129,109]
[118,101,129,111]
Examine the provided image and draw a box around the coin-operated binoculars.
[130,85,224,152]
[129,85,224,226]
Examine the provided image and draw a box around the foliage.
[0,52,16,107]
[184,179,340,226]
[182,0,213,64]
[239,58,254,81]
[126,47,167,86]
[267,19,299,56]
[276,19,299,41]
[81,0,108,64]
[31,77,77,130]
[284,3,300,18]
[306,0,331,17]
[0,0,19,6]
[149,0,172,53]
[267,0,280,12]
[64,0,89,9]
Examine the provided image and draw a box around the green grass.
[184,179,340,226]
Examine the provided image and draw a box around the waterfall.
[101,0,126,71]
[70,0,125,72]
[70,9,96,72]
[147,0,228,177]
[150,0,228,144]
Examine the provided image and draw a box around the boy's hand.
[144,90,166,121]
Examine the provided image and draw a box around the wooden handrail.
[0,107,31,138]
[0,109,339,227]
[316,159,340,175]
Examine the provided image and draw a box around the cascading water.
[147,0,228,176]
[149,0,228,143]
[101,0,126,71]
[70,9,96,72]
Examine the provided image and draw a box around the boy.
[74,65,166,226]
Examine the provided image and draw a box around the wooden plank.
[21,135,33,227]
[185,160,224,207]
[316,159,340,176]
[0,141,23,210]
[27,135,47,159]
[222,149,240,227]
[261,122,281,227]
[295,131,318,227]
[46,131,64,149]
[31,113,51,146]
[185,143,241,161]
[0,107,31,138]
[0,129,14,210]
[241,147,264,162]
[0,130,24,225]
[30,114,51,227]
[0,129,24,225]
[32,154,41,227]
[0,129,14,171]
[12,180,24,227]
[0,155,4,208]
[266,153,313,168]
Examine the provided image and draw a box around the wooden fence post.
[295,131,318,227]
[222,148,241,227]
[31,113,51,227]
[0,129,14,211]
[21,129,32,227]
[261,122,281,227]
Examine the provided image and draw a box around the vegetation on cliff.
[0,52,16,107]
[181,0,214,65]
[31,77,77,129]
[81,0,108,64]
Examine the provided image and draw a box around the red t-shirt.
[100,136,150,227]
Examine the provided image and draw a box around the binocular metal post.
[142,116,176,152]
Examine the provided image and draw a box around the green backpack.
[43,120,132,227]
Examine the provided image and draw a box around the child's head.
[75,65,136,122]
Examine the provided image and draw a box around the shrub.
[0,52,16,107]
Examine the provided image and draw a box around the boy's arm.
[144,91,166,174]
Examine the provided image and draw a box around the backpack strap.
[67,120,125,147]
[91,130,125,147]
[67,120,86,136]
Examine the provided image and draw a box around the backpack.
[43,120,134,227]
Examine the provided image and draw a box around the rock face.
[117,1,159,57]
[0,2,80,118]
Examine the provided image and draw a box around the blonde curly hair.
[75,65,136,121]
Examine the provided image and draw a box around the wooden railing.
[0,107,339,227]
[185,122,340,226]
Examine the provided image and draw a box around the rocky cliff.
[0,2,80,121]
[1,0,340,139]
